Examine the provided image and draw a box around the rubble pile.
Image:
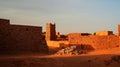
[56,46,83,55]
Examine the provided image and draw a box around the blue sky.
[0,0,120,34]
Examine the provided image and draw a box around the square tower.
[46,23,56,40]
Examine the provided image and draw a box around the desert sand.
[0,47,120,67]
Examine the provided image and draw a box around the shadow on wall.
[0,19,49,55]
[0,40,49,55]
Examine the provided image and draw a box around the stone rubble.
[56,46,83,55]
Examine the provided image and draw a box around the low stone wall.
[47,41,69,48]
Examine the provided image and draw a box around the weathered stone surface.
[0,19,48,55]
[68,33,120,50]
[46,23,56,41]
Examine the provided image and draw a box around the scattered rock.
[56,46,84,55]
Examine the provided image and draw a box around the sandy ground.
[0,47,120,67]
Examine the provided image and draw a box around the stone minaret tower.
[46,23,56,40]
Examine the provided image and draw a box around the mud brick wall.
[0,19,48,54]
[68,33,120,50]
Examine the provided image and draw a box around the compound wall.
[68,33,120,50]
[0,19,48,55]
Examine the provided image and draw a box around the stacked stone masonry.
[68,33,120,50]
[46,23,56,41]
[0,19,48,54]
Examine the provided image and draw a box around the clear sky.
[0,0,120,34]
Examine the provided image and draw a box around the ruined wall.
[46,23,56,41]
[0,19,48,54]
[68,33,120,50]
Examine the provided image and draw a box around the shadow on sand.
[0,54,120,67]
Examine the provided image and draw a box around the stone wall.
[68,33,120,50]
[47,41,69,48]
[0,19,48,55]
[96,31,113,36]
